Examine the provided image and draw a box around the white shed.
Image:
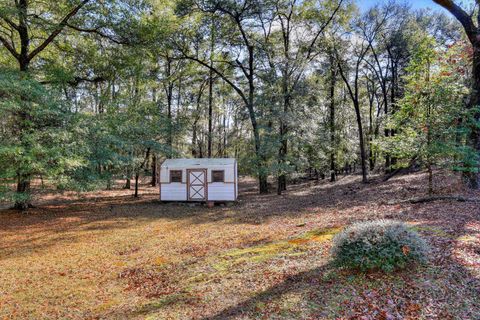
[159,158,238,202]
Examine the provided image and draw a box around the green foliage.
[331,220,429,272]
[0,69,83,202]
[382,36,474,173]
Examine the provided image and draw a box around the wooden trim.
[187,169,207,202]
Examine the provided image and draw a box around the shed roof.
[161,158,236,168]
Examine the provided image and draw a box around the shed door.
[187,169,207,201]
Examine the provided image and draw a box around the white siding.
[160,183,187,201]
[208,183,235,201]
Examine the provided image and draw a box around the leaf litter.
[0,171,479,319]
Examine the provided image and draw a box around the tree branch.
[0,34,19,58]
[65,23,129,45]
[0,16,19,31]
[433,0,477,44]
[28,0,90,61]
[305,0,344,60]
[188,56,248,106]
[40,76,107,86]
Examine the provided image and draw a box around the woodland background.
[0,0,479,209]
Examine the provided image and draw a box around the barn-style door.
[187,169,207,201]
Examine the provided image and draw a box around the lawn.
[0,172,479,319]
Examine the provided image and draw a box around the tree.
[433,0,480,188]
[0,0,94,208]
[387,36,472,194]
[176,0,274,193]
[0,69,83,206]
[336,30,370,183]
[266,0,349,194]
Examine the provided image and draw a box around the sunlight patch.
[211,227,342,272]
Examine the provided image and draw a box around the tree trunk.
[14,33,31,210]
[277,89,289,195]
[151,155,157,187]
[134,173,139,198]
[246,44,268,194]
[354,101,368,183]
[207,68,214,158]
[329,56,337,182]
[222,113,227,157]
[164,58,174,152]
[277,35,291,195]
[207,17,215,158]
[13,177,30,210]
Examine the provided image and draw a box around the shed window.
[170,170,182,183]
[212,170,225,183]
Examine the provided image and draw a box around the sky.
[358,0,444,12]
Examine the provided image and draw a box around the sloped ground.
[0,172,479,319]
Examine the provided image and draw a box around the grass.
[0,172,479,319]
[211,227,342,272]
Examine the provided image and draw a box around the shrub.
[331,220,429,272]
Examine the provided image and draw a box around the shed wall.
[207,183,236,201]
[160,183,187,201]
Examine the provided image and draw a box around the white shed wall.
[208,183,236,201]
[160,183,187,201]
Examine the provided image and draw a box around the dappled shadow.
[200,264,331,320]
[198,219,480,319]
[1,171,478,263]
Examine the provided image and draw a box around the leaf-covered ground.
[0,172,479,319]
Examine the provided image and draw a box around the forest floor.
[0,171,479,319]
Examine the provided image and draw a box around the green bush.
[331,220,429,272]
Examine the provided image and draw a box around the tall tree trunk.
[192,121,198,158]
[277,83,289,195]
[338,59,368,183]
[207,17,215,158]
[388,58,397,171]
[329,57,337,182]
[164,57,174,152]
[222,112,227,157]
[208,68,214,158]
[246,45,268,194]
[367,82,376,172]
[192,80,207,158]
[151,155,157,187]
[354,101,368,183]
[134,173,139,198]
[13,0,32,210]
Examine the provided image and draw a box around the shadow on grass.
[195,218,480,319]
[123,218,480,319]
